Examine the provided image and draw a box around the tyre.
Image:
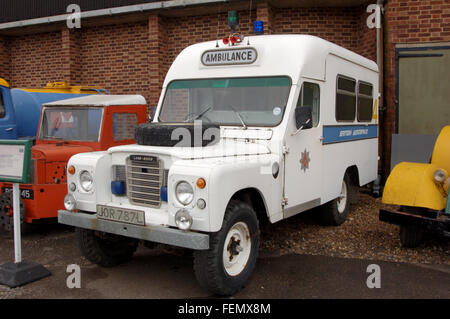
[193,200,259,296]
[320,174,351,226]
[399,225,424,248]
[76,228,138,267]
[0,191,28,235]
[135,122,220,147]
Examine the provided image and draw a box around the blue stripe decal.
[322,125,378,144]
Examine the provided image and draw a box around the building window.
[297,82,320,127]
[113,113,138,141]
[0,91,5,118]
[357,82,374,122]
[336,75,356,122]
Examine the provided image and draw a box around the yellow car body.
[382,126,450,211]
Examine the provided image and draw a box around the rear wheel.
[193,200,259,296]
[320,174,351,226]
[76,228,138,267]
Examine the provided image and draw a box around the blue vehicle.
[0,78,106,140]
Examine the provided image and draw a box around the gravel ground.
[260,192,450,265]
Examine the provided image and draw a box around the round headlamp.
[434,169,448,184]
[175,181,194,205]
[64,194,76,211]
[80,170,94,192]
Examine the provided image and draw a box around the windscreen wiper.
[229,105,247,130]
[184,106,212,122]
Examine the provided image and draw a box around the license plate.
[96,205,145,226]
[1,187,34,200]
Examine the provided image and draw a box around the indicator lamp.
[196,178,206,189]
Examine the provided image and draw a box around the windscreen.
[159,77,291,127]
[39,107,102,141]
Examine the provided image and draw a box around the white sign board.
[201,48,258,66]
[0,144,25,180]
[0,140,32,184]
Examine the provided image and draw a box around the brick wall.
[9,31,64,88]
[381,0,450,178]
[0,36,9,80]
[273,7,359,53]
[80,21,151,102]
[0,2,380,146]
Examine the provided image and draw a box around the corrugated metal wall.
[0,0,164,23]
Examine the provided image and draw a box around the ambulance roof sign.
[0,139,32,184]
[201,48,257,66]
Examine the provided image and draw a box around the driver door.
[283,81,323,218]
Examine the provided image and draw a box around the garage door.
[398,47,450,135]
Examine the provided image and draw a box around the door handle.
[5,127,13,132]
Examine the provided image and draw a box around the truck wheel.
[193,200,259,296]
[0,191,27,234]
[76,228,138,267]
[320,174,351,226]
[399,225,424,248]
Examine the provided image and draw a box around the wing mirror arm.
[291,119,311,136]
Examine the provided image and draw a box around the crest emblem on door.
[300,149,310,172]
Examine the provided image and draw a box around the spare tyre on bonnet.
[134,122,220,147]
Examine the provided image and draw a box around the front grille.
[126,155,163,208]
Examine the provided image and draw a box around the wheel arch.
[345,165,360,205]
[229,187,270,224]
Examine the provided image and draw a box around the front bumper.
[379,208,450,238]
[58,210,210,250]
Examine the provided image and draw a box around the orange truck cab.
[0,95,147,230]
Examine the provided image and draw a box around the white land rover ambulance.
[59,35,379,295]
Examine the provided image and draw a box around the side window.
[0,90,5,118]
[336,75,356,122]
[357,82,373,122]
[297,82,320,127]
[113,113,138,141]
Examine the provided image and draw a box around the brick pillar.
[0,35,10,81]
[256,2,274,34]
[61,28,82,85]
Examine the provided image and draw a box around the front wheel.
[76,228,138,267]
[193,200,259,296]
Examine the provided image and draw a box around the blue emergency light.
[254,21,264,35]
[111,181,126,196]
[160,187,168,202]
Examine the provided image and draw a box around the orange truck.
[0,94,147,231]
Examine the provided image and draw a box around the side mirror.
[295,106,312,130]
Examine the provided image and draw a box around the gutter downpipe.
[373,0,384,196]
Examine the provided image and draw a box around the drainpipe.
[373,0,384,197]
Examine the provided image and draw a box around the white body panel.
[65,35,378,235]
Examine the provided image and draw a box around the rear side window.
[336,76,356,122]
[113,113,138,141]
[0,91,5,118]
[357,82,374,122]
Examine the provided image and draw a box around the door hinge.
[282,197,288,207]
[282,146,290,155]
